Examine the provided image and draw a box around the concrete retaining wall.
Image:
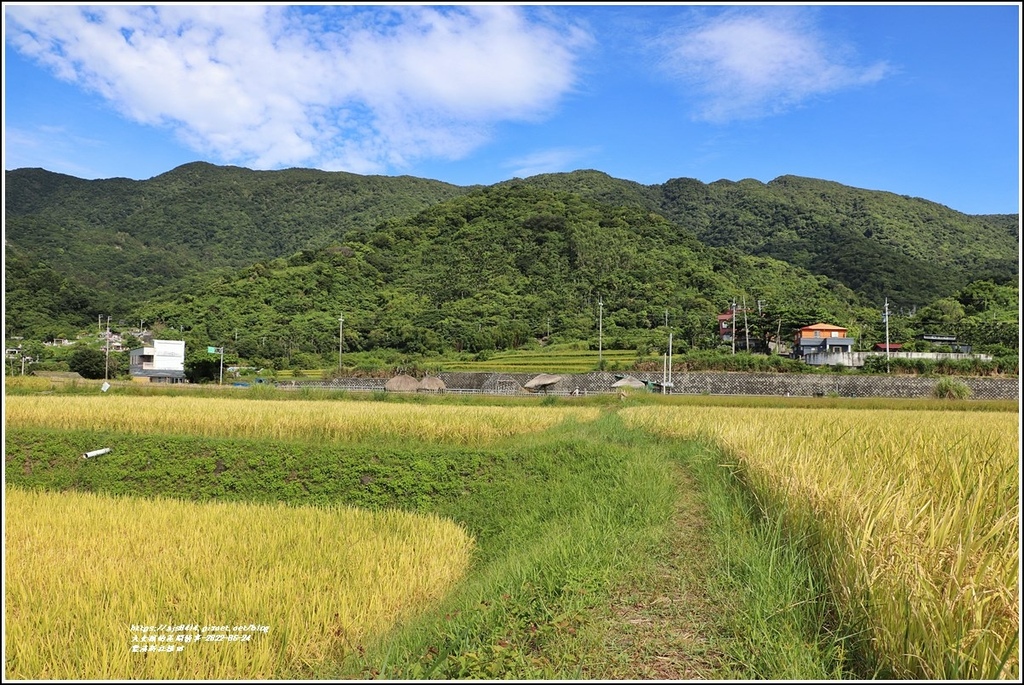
[281,371,1019,400]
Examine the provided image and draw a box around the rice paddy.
[4,388,1019,679]
[621,405,1020,679]
[4,488,473,680]
[4,395,600,444]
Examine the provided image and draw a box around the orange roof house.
[792,323,854,358]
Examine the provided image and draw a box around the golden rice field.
[5,487,473,680]
[622,406,1020,680]
[3,376,54,392]
[4,395,600,444]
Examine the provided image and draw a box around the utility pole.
[742,295,749,352]
[598,296,603,368]
[207,345,224,384]
[662,352,667,395]
[757,299,767,352]
[104,315,111,382]
[662,309,672,395]
[731,301,737,355]
[667,330,673,395]
[338,313,344,369]
[883,298,891,373]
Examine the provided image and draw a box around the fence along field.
[4,395,600,444]
[5,487,473,680]
[621,406,1019,680]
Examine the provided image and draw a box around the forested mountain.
[135,183,862,364]
[4,163,1018,358]
[517,171,1019,308]
[4,163,472,300]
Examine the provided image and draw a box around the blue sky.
[3,3,1021,215]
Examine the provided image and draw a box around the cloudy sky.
[3,2,1020,215]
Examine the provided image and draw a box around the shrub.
[933,377,972,400]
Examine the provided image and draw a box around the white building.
[129,339,186,383]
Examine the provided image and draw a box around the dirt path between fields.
[580,461,739,679]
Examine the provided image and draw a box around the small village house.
[917,333,972,354]
[792,323,855,362]
[716,308,766,352]
[716,311,736,344]
[128,339,186,383]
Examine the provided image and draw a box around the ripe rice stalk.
[5,396,600,444]
[621,406,1018,680]
[5,487,474,680]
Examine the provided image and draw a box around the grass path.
[328,409,850,680]
[573,425,852,680]
[579,460,739,679]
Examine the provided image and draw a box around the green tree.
[67,347,107,379]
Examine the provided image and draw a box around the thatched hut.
[31,371,85,380]
[481,374,522,394]
[523,374,563,393]
[384,374,420,392]
[418,375,447,393]
[611,375,646,389]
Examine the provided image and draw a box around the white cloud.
[502,147,599,179]
[3,124,105,178]
[659,8,889,123]
[4,5,591,173]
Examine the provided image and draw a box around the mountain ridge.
[4,163,1018,353]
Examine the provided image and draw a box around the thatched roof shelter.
[418,376,447,392]
[523,373,563,392]
[611,375,646,389]
[385,374,420,392]
[481,374,522,394]
[31,371,85,380]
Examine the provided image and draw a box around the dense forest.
[4,163,1018,374]
[516,171,1018,307]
